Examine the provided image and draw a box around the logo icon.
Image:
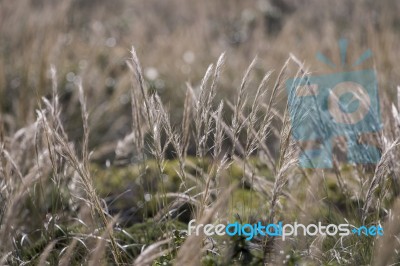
[286,39,381,168]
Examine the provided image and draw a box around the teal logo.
[286,39,381,168]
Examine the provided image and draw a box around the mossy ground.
[5,156,385,265]
[87,159,379,265]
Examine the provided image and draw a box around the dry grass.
[2,0,400,265]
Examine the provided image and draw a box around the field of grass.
[1,0,400,265]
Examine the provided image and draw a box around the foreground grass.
[1,48,400,265]
[2,157,381,265]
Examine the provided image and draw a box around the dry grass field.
[1,0,400,265]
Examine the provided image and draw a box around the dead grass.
[2,0,400,265]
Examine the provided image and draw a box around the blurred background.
[1,0,399,162]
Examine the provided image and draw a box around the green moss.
[92,159,192,196]
[91,161,184,221]
[228,189,265,221]
[227,163,245,182]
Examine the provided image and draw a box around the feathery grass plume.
[287,55,330,169]
[165,192,201,207]
[175,183,236,266]
[211,108,246,157]
[0,252,11,266]
[162,108,190,194]
[287,55,347,190]
[362,138,400,223]
[263,86,298,261]
[213,101,224,160]
[148,95,172,211]
[188,54,226,217]
[194,64,214,157]
[199,53,225,158]
[58,238,79,266]
[288,55,331,165]
[244,71,272,158]
[147,95,168,166]
[0,113,4,144]
[130,48,183,222]
[130,46,152,127]
[127,48,153,222]
[88,215,119,266]
[0,155,54,258]
[0,158,35,249]
[264,57,290,120]
[373,197,400,266]
[0,113,52,251]
[210,58,260,221]
[78,80,89,168]
[224,71,273,168]
[134,238,173,266]
[127,49,152,159]
[162,104,184,163]
[161,88,194,199]
[129,49,182,220]
[181,87,192,158]
[38,240,58,266]
[269,107,298,223]
[50,65,59,121]
[163,84,193,164]
[209,53,226,109]
[152,189,201,222]
[225,69,272,218]
[389,93,400,194]
[230,56,257,157]
[38,80,122,264]
[224,72,275,173]
[129,67,145,157]
[201,102,226,209]
[256,59,290,171]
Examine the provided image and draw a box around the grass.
[1,46,400,265]
[2,0,400,265]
